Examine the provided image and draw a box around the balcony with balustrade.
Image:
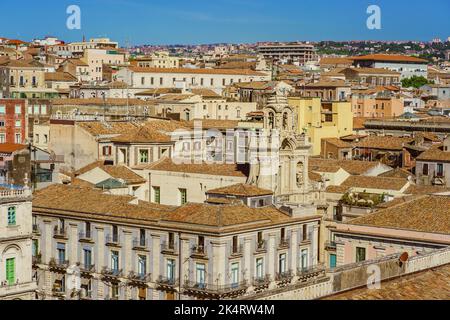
[49,258,69,273]
[127,271,151,288]
[101,267,123,282]
[297,265,326,283]
[79,231,93,243]
[79,263,95,277]
[255,240,267,254]
[105,234,121,247]
[132,238,149,251]
[278,238,290,250]
[183,280,248,300]
[275,270,294,287]
[252,275,271,292]
[191,245,207,259]
[53,226,68,239]
[156,276,179,292]
[229,244,244,259]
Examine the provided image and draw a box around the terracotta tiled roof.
[379,168,413,179]
[349,195,450,234]
[304,79,349,88]
[416,144,450,162]
[33,184,172,222]
[161,202,291,227]
[346,67,401,75]
[353,117,368,130]
[51,98,154,106]
[322,138,352,148]
[135,157,249,178]
[128,67,267,76]
[319,57,353,65]
[33,184,319,233]
[324,264,450,300]
[207,184,273,197]
[339,175,409,191]
[354,135,414,151]
[74,161,146,184]
[185,119,240,130]
[110,125,172,144]
[351,54,428,63]
[0,143,27,153]
[77,121,141,136]
[45,72,77,82]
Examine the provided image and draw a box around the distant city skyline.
[0,0,449,46]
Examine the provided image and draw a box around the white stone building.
[0,187,36,300]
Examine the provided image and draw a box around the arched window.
[268,112,275,129]
[282,112,288,130]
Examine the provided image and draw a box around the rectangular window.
[57,243,66,263]
[41,105,47,114]
[0,134,5,143]
[153,186,160,204]
[111,251,119,271]
[15,134,21,143]
[437,163,444,177]
[423,163,429,175]
[179,188,187,205]
[139,150,149,163]
[84,248,92,267]
[256,258,264,279]
[7,207,16,226]
[232,236,238,254]
[301,249,308,271]
[196,263,206,287]
[102,146,112,156]
[6,258,15,286]
[34,105,40,114]
[32,239,39,257]
[231,263,239,287]
[0,105,5,114]
[356,247,366,263]
[329,254,337,268]
[279,253,287,273]
[167,259,176,281]
[15,120,21,127]
[138,255,147,276]
[168,232,175,249]
[15,105,22,114]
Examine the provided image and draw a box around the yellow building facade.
[288,97,353,155]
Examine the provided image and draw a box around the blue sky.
[1,0,449,45]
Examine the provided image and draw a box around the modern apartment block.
[257,42,317,65]
[31,184,322,300]
[0,186,36,300]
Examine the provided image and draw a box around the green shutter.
[7,207,16,226]
[154,187,160,204]
[6,258,15,285]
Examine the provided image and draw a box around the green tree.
[401,76,429,89]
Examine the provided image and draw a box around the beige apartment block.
[32,184,322,300]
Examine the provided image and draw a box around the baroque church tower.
[248,95,318,204]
